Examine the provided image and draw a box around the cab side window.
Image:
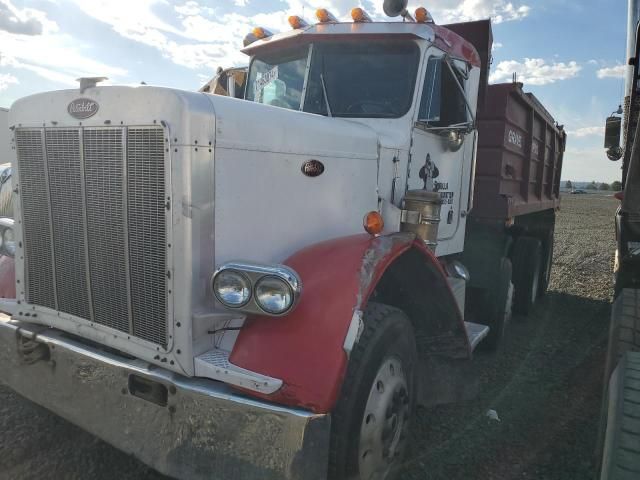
[419,57,468,127]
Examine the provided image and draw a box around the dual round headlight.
[212,270,252,308]
[255,276,294,315]
[212,264,300,316]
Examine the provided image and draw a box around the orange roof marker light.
[244,27,275,46]
[252,27,274,40]
[415,7,434,23]
[351,7,372,22]
[364,211,384,236]
[288,15,309,29]
[316,8,338,23]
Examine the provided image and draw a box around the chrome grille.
[16,130,55,309]
[127,128,167,346]
[15,126,168,348]
[46,129,91,319]
[84,129,130,333]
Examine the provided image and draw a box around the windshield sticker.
[254,66,279,100]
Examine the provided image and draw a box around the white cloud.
[493,42,503,50]
[490,58,582,85]
[567,126,605,138]
[0,72,18,91]
[0,30,128,86]
[597,65,625,79]
[0,0,58,35]
[405,0,530,24]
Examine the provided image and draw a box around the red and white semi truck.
[0,2,565,479]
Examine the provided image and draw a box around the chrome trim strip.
[121,127,134,334]
[78,128,95,322]
[41,128,59,310]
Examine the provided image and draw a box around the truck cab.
[241,17,484,257]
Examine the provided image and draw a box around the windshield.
[246,46,309,109]
[304,41,420,118]
[245,41,420,118]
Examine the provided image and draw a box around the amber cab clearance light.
[252,27,274,40]
[415,7,434,23]
[288,15,309,29]
[316,8,338,23]
[364,211,384,235]
[351,7,372,22]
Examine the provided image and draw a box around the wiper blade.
[320,73,333,118]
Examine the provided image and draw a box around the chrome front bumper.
[0,317,330,480]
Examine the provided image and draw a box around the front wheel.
[329,303,417,480]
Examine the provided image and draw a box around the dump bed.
[472,83,566,220]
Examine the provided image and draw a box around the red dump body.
[473,82,566,220]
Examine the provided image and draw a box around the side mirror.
[605,116,623,161]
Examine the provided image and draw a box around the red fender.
[0,256,15,300]
[230,232,468,413]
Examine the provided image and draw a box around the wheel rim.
[358,356,410,480]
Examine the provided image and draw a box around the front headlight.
[211,262,302,316]
[255,275,294,314]
[2,228,15,257]
[212,270,252,308]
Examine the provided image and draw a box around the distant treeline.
[563,180,622,191]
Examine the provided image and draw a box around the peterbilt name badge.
[68,98,99,119]
[301,160,325,177]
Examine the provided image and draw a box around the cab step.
[194,348,283,394]
[465,321,490,351]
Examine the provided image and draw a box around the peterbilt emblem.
[68,98,99,119]
[301,160,325,177]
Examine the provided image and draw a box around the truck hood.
[208,94,379,161]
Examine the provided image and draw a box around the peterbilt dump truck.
[0,2,565,480]
[599,0,640,478]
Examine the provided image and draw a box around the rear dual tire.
[512,236,543,315]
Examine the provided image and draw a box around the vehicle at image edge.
[598,1,640,479]
[0,2,566,479]
[0,107,14,295]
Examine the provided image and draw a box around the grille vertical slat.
[15,126,168,348]
[127,128,167,347]
[45,129,91,319]
[16,130,56,309]
[84,129,130,333]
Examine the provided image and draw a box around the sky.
[0,0,630,183]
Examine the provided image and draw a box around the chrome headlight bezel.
[211,262,302,317]
[0,218,15,258]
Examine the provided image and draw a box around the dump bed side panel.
[473,83,566,220]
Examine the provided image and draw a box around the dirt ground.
[0,194,618,480]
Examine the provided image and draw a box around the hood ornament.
[77,77,108,94]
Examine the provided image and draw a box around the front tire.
[329,303,417,480]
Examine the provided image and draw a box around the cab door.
[408,50,475,254]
